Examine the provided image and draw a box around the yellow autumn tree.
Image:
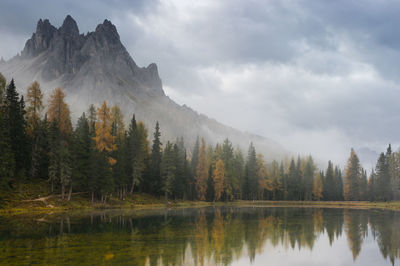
[195,138,208,200]
[256,153,271,199]
[111,105,125,137]
[26,81,44,137]
[313,171,323,200]
[94,101,116,165]
[213,159,225,201]
[47,87,72,136]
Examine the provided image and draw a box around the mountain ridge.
[0,15,286,160]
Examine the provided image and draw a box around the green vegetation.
[1,75,400,212]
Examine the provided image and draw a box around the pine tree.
[26,81,44,178]
[368,170,376,201]
[206,165,215,202]
[256,154,269,200]
[303,156,315,201]
[0,73,6,107]
[4,79,29,178]
[195,138,208,200]
[324,161,335,201]
[161,141,176,202]
[150,121,162,195]
[334,166,344,200]
[0,111,15,188]
[359,169,368,201]
[268,160,282,200]
[287,159,297,200]
[71,113,91,195]
[213,159,225,201]
[375,149,391,201]
[244,143,257,200]
[344,149,361,201]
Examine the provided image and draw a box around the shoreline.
[1,196,400,215]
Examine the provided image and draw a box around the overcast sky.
[1,0,400,167]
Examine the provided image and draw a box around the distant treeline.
[0,74,399,203]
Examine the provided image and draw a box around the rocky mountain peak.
[59,15,79,37]
[94,19,120,44]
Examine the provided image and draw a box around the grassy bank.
[1,181,400,214]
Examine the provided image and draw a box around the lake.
[0,207,399,265]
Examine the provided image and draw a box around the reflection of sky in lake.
[233,228,391,266]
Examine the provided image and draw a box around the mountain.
[0,15,285,160]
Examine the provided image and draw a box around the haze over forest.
[1,0,400,167]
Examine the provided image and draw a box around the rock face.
[0,16,285,159]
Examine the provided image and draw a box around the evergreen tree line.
[0,75,399,203]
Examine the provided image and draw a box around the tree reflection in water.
[0,207,399,265]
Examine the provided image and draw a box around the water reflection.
[0,207,399,265]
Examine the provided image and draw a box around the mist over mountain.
[0,15,285,160]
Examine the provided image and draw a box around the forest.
[0,73,399,204]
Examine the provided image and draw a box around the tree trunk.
[61,183,65,200]
[67,183,72,201]
[165,192,168,204]
[130,182,135,194]
[51,180,54,193]
[91,191,94,204]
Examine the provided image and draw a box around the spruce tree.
[324,161,335,201]
[4,79,29,178]
[244,143,257,200]
[150,121,162,194]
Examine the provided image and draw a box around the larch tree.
[26,81,44,178]
[313,171,324,200]
[213,159,225,201]
[94,101,116,165]
[47,87,72,137]
[195,138,208,200]
[256,153,270,200]
[111,105,125,138]
[344,149,361,201]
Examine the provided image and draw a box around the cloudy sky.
[1,0,400,166]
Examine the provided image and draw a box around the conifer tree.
[324,161,335,201]
[244,143,257,200]
[72,113,91,194]
[4,79,29,178]
[26,81,44,178]
[268,160,282,200]
[303,156,315,201]
[0,111,15,188]
[206,165,215,202]
[161,141,176,202]
[287,159,297,200]
[344,149,361,201]
[0,73,6,106]
[359,169,368,201]
[213,159,225,201]
[195,138,208,200]
[150,121,162,194]
[47,88,72,137]
[334,166,344,200]
[256,154,270,200]
[313,171,323,200]
[94,101,116,165]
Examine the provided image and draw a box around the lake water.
[0,207,399,265]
